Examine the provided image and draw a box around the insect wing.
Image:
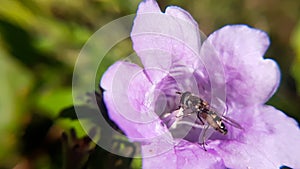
[221,115,243,130]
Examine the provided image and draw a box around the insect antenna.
[175,91,182,95]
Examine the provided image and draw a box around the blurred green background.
[0,0,300,168]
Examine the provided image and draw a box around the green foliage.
[0,47,33,167]
[131,158,142,169]
[291,21,300,95]
[35,88,73,118]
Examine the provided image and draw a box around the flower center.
[153,87,229,144]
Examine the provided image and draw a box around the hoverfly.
[176,91,243,150]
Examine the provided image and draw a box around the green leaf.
[0,47,33,166]
[57,105,102,140]
[291,21,300,95]
[35,88,73,118]
[131,158,142,169]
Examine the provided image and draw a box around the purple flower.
[100,0,300,168]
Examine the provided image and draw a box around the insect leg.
[200,124,209,151]
[197,112,205,125]
[196,112,208,151]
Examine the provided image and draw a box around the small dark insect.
[176,91,243,151]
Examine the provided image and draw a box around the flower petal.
[206,25,280,106]
[131,0,202,72]
[174,140,226,169]
[141,136,177,169]
[215,105,300,168]
[142,139,225,169]
[101,61,170,140]
[136,0,161,13]
[251,106,300,168]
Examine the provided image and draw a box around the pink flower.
[101,0,300,168]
